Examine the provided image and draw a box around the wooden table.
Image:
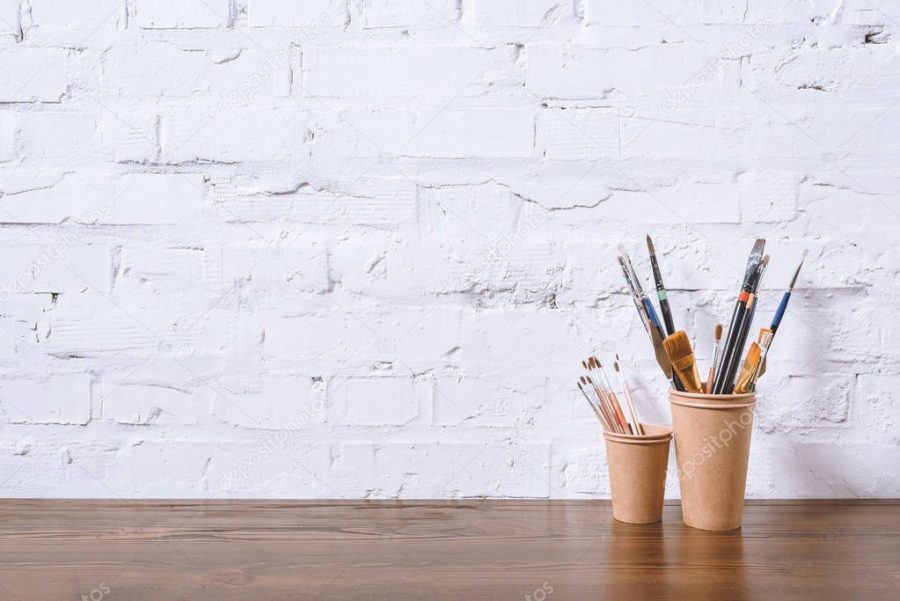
[0,500,897,600]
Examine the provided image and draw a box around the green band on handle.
[657,290,667,301]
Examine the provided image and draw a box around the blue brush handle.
[771,291,791,333]
[643,298,663,335]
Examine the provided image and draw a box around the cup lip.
[603,423,672,444]
[668,388,756,403]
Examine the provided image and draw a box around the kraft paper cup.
[603,423,672,524]
[669,389,756,531]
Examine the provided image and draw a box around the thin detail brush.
[595,358,632,434]
[646,235,676,336]
[577,380,607,428]
[615,357,644,435]
[706,323,723,393]
[755,249,808,384]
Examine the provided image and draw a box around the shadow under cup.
[604,424,673,524]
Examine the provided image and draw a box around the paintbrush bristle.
[645,234,655,255]
[663,330,703,392]
[746,343,761,364]
[617,243,629,257]
[715,323,723,341]
[663,331,694,362]
[614,361,620,372]
[789,249,808,291]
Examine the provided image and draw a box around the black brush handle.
[723,296,759,394]
[713,298,745,394]
[649,254,676,336]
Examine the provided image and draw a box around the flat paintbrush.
[663,330,704,393]
[712,239,766,394]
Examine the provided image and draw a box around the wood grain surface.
[0,500,897,600]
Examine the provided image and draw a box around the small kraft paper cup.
[669,389,756,531]
[603,423,673,524]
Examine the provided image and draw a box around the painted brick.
[332,108,534,158]
[0,374,91,425]
[28,0,124,29]
[0,173,206,225]
[249,0,346,28]
[360,0,457,29]
[102,383,203,425]
[0,48,69,102]
[301,46,505,97]
[328,376,421,426]
[136,0,229,29]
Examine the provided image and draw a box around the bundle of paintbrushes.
[609,237,808,396]
[577,356,644,435]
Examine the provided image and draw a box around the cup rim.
[603,423,673,444]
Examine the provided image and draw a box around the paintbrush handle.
[649,254,676,335]
[722,295,759,394]
[771,291,791,333]
[713,298,745,394]
[657,293,676,336]
[643,298,664,335]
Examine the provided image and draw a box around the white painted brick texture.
[0,0,897,499]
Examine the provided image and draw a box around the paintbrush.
[755,249,808,381]
[615,357,644,435]
[771,249,808,336]
[663,331,704,393]
[646,235,676,336]
[619,244,666,337]
[645,236,686,392]
[577,379,608,428]
[581,363,618,432]
[749,329,775,390]
[618,245,680,388]
[705,323,723,393]
[712,239,766,394]
[721,255,769,393]
[734,342,762,394]
[591,357,631,434]
[618,256,654,335]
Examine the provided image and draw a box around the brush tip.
[617,243,628,256]
[645,234,655,254]
[715,323,723,340]
[663,330,694,360]
[614,361,620,371]
[801,248,809,261]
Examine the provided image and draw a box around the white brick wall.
[0,0,898,499]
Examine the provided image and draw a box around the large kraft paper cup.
[669,389,756,531]
[603,423,672,524]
